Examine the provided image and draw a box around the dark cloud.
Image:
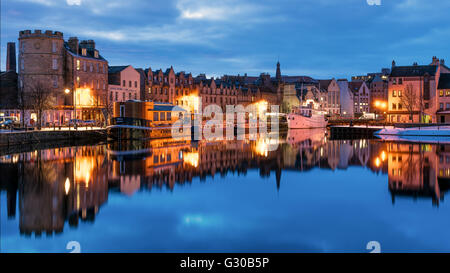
[1,0,448,78]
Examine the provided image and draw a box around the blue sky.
[1,0,449,79]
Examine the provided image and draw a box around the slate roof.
[64,42,107,61]
[438,73,450,89]
[348,82,363,93]
[108,65,129,73]
[390,65,438,77]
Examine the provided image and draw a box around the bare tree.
[26,81,54,130]
[17,83,27,127]
[399,84,422,122]
[101,90,114,126]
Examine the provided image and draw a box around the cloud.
[66,0,81,5]
[176,0,267,22]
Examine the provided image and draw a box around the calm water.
[1,129,450,253]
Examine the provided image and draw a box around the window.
[167,112,171,120]
[129,81,132,87]
[440,103,444,110]
[53,76,58,88]
[90,63,93,72]
[425,103,429,109]
[149,87,152,94]
[122,93,125,101]
[52,58,58,70]
[83,61,86,71]
[392,90,397,97]
[123,80,126,87]
[21,59,24,70]
[398,103,402,110]
[110,92,113,101]
[96,63,99,73]
[392,103,397,110]
[160,112,166,121]
[446,103,450,109]
[135,81,137,88]
[153,112,159,121]
[398,78,403,84]
[129,93,131,99]
[76,76,80,85]
[446,90,450,97]
[52,41,57,53]
[440,90,444,97]
[134,93,137,99]
[115,92,118,101]
[94,51,99,58]
[398,90,402,97]
[82,48,87,56]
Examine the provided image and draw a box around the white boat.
[287,107,328,129]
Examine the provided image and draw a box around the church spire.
[276,61,281,81]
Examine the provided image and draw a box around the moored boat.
[287,106,328,129]
[107,100,188,140]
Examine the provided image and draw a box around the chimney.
[6,42,16,72]
[80,40,95,50]
[68,37,79,54]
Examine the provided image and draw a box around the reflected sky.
[1,131,450,253]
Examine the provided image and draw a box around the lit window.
[76,60,80,70]
[82,48,87,56]
[94,51,99,58]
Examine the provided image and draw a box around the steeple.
[276,61,281,81]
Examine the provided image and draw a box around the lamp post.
[374,100,387,127]
[65,88,76,129]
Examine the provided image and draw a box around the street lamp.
[64,88,77,128]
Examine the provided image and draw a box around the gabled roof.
[317,79,332,89]
[108,65,129,73]
[390,65,438,77]
[438,73,450,89]
[348,81,363,93]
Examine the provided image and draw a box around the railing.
[394,123,450,129]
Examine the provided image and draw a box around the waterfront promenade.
[0,127,106,147]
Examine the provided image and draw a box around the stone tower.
[6,42,16,72]
[18,30,65,103]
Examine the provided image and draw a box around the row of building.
[1,29,450,125]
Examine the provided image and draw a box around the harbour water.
[1,129,450,253]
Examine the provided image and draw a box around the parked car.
[68,119,84,126]
[0,116,20,129]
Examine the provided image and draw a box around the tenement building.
[388,57,450,123]
[17,30,108,126]
[108,65,141,102]
[349,81,370,115]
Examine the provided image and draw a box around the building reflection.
[2,132,450,236]
[386,143,450,205]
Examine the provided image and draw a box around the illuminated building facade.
[17,30,108,125]
[108,65,141,102]
[388,57,450,123]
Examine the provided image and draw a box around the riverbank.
[0,128,107,148]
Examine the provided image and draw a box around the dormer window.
[94,50,99,58]
[82,48,87,56]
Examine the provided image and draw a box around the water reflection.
[1,129,450,238]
